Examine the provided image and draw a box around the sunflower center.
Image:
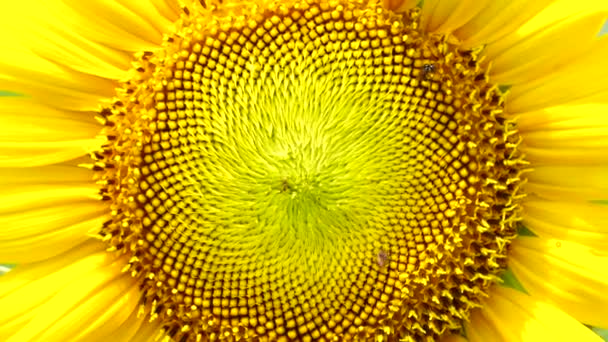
[94,1,526,341]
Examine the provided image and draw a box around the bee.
[422,63,436,80]
[377,249,389,268]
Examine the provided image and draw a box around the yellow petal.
[0,140,105,168]
[507,38,608,113]
[0,0,182,110]
[0,159,94,188]
[0,185,100,217]
[0,100,99,141]
[26,273,139,342]
[523,197,608,250]
[510,236,608,328]
[440,334,468,342]
[466,286,603,342]
[420,0,491,35]
[517,103,608,165]
[0,241,104,335]
[525,165,608,202]
[90,305,146,342]
[487,2,608,85]
[383,0,417,13]
[517,103,608,134]
[0,165,105,263]
[0,237,162,341]
[124,318,167,342]
[0,97,104,167]
[522,145,608,167]
[40,276,141,342]
[0,0,177,110]
[2,0,170,53]
[60,0,173,51]
[0,2,132,80]
[114,0,178,34]
[453,0,555,49]
[0,209,106,264]
[466,308,500,342]
[0,240,141,342]
[149,0,181,22]
[0,45,116,111]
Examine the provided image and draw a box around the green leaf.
[591,200,608,205]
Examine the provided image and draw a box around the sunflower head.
[89,0,528,341]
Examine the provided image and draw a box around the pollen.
[93,0,527,341]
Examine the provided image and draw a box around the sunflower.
[1,0,608,341]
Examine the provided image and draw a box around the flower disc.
[95,0,527,341]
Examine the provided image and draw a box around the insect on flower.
[377,249,390,268]
[422,63,436,80]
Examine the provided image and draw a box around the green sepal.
[592,327,608,341]
[498,84,511,94]
[499,267,528,294]
[517,224,537,237]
